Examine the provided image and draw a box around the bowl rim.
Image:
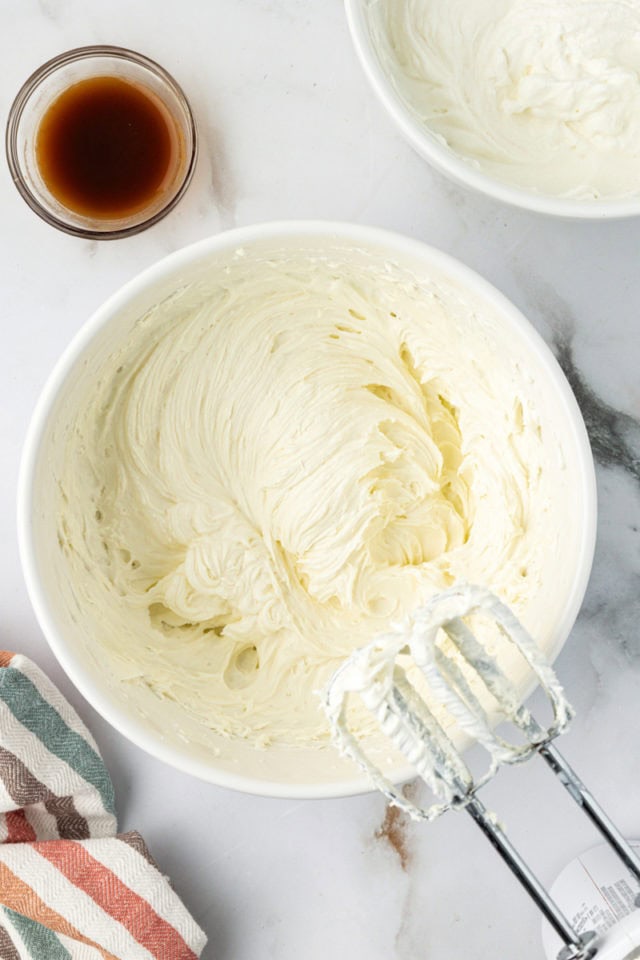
[17,220,598,799]
[344,0,640,221]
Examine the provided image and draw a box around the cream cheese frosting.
[370,0,640,199]
[57,245,562,749]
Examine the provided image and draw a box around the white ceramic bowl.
[345,0,640,220]
[18,221,597,798]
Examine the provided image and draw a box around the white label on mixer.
[542,841,640,960]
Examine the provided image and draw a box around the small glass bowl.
[6,45,197,239]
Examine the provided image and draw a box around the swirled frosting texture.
[371,0,640,199]
[58,247,561,747]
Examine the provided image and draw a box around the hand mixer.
[324,585,640,960]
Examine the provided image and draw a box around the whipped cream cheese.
[370,0,640,199]
[57,245,562,748]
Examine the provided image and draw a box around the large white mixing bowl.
[18,222,597,798]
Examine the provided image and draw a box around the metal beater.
[324,585,640,960]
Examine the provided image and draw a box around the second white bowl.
[345,0,640,220]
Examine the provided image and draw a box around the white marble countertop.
[3,2,640,958]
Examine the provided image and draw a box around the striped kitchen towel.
[0,650,207,959]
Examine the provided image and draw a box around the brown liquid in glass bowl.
[36,75,180,220]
